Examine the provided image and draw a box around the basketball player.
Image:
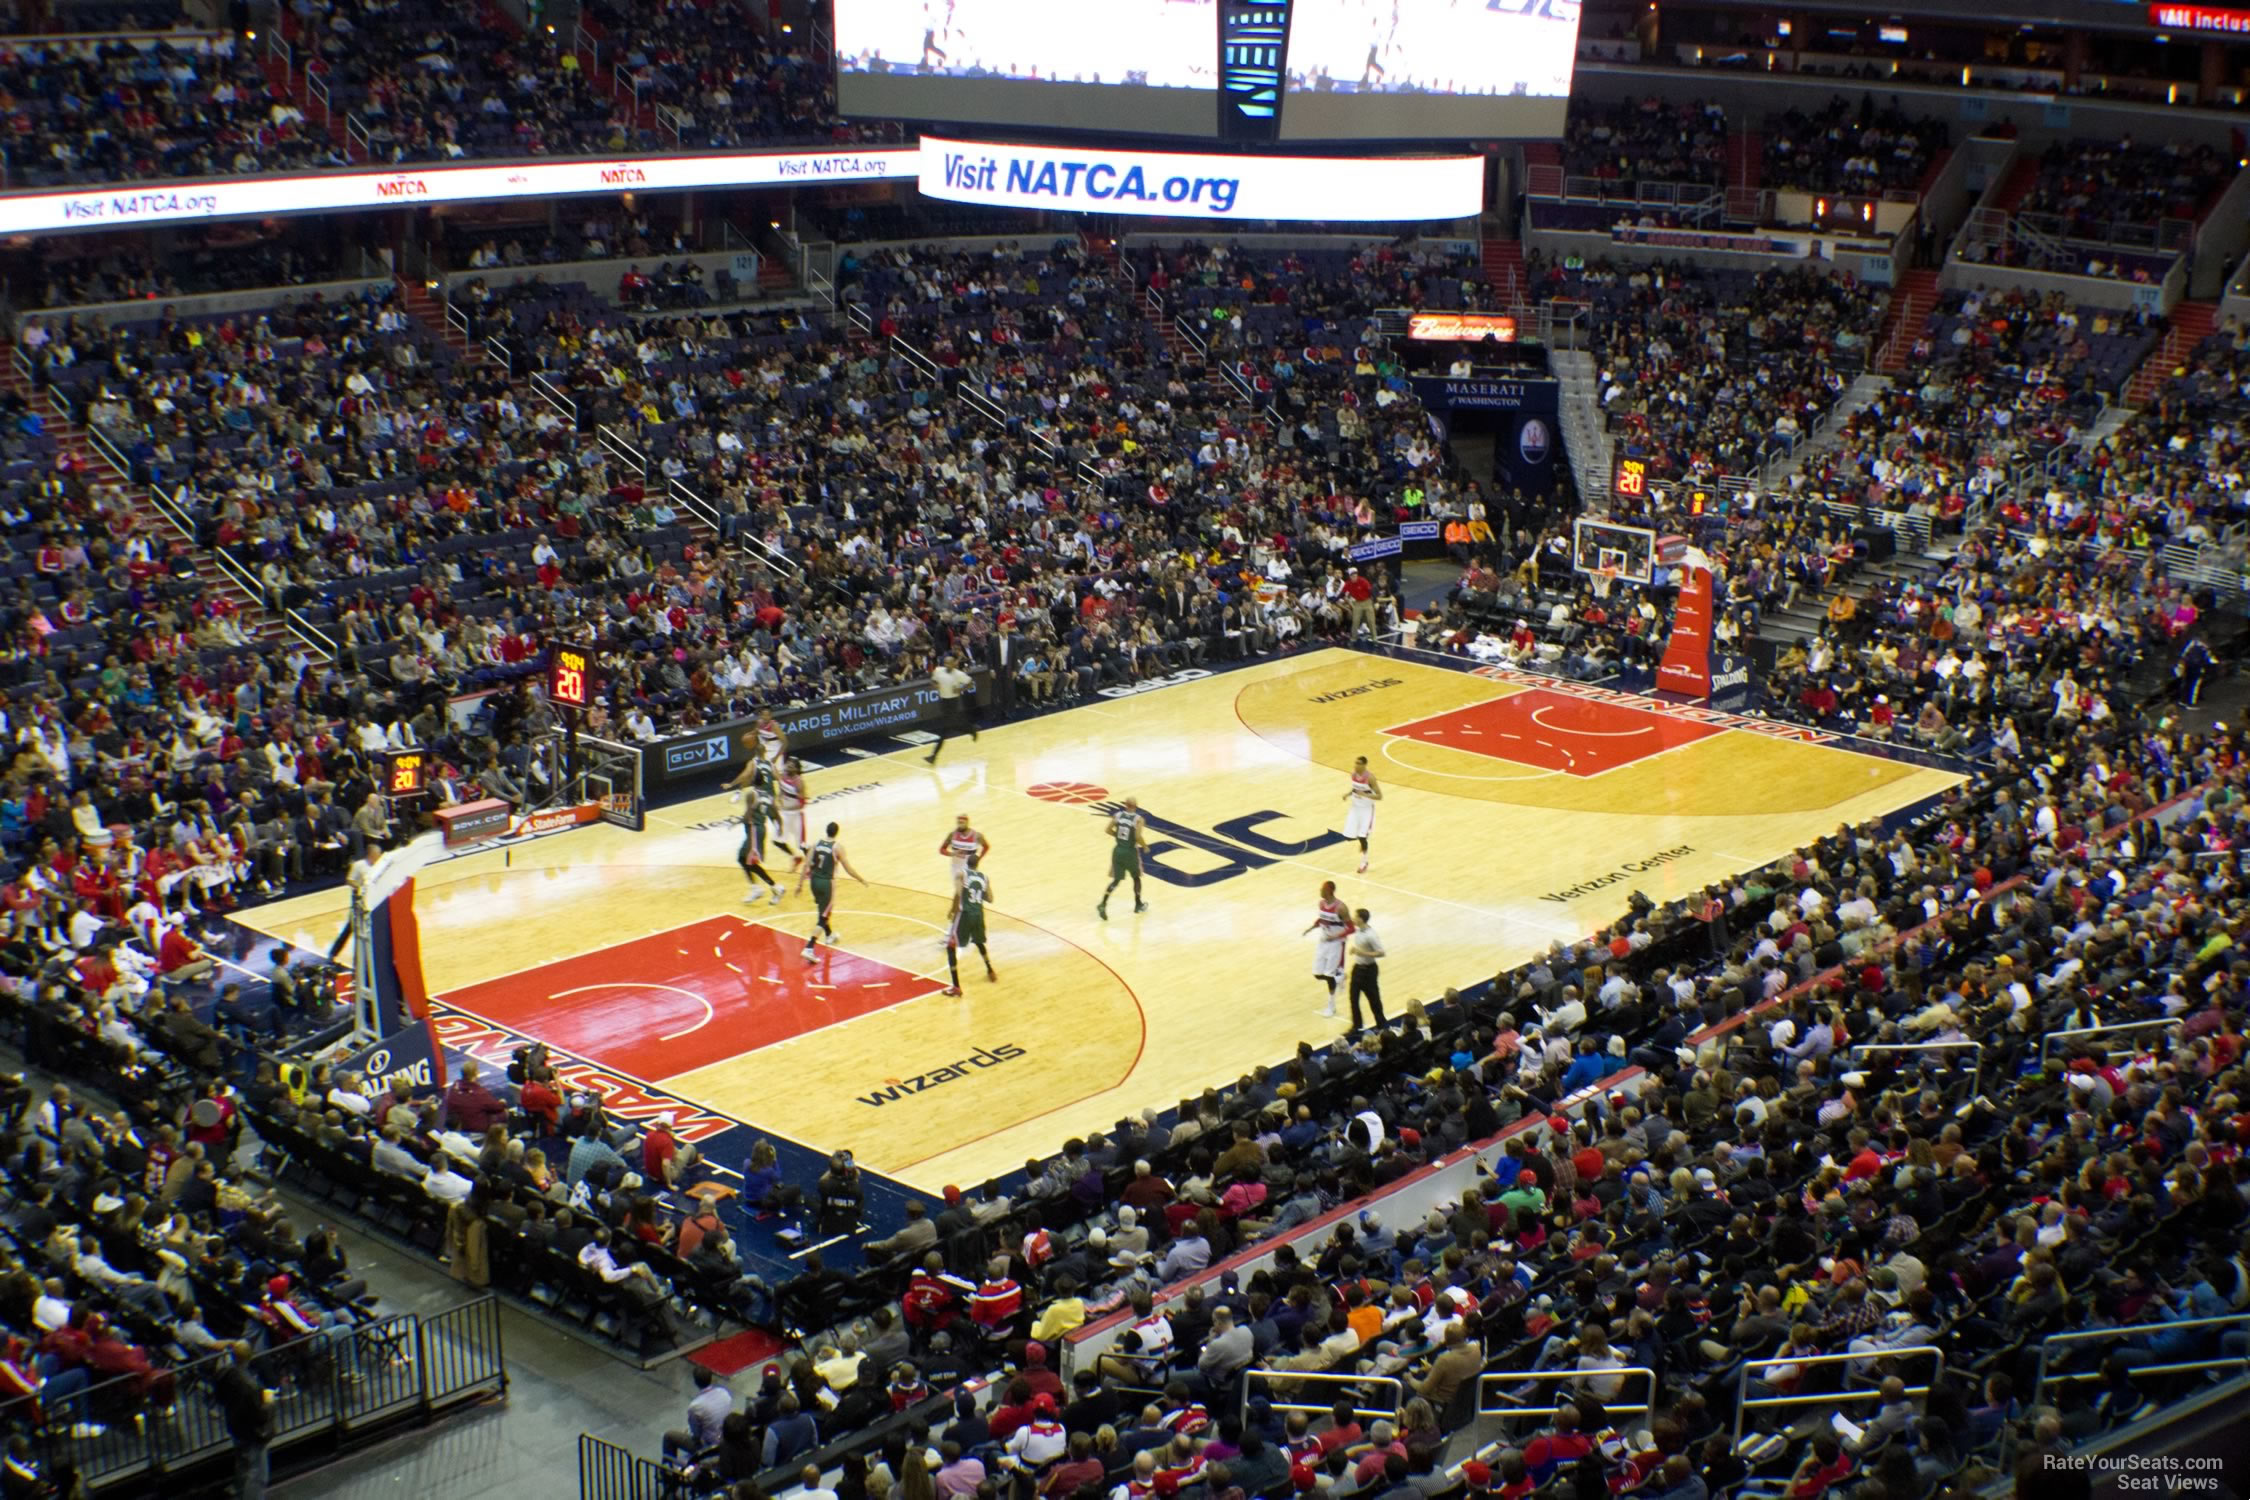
[1098,796,1149,921]
[942,853,996,995]
[792,820,867,961]
[1302,880,1355,1018]
[753,711,786,771]
[722,732,764,795]
[737,776,783,905]
[937,813,990,889]
[1340,755,1383,874]
[775,756,808,865]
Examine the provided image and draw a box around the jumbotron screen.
[834,0,1220,136]
[1279,0,1582,140]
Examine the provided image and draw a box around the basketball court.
[234,646,1962,1194]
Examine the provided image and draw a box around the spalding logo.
[1518,418,1553,465]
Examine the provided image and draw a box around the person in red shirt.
[186,1084,237,1149]
[902,1257,961,1341]
[1784,1434,1852,1498]
[640,1116,679,1183]
[1522,1408,1594,1485]
[520,1074,561,1137]
[157,924,216,981]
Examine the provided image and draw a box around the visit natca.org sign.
[919,135,1483,222]
[0,147,920,236]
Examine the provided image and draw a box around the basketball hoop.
[1592,565,1620,600]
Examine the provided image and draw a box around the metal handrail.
[2040,1019,2179,1066]
[1475,1366,1658,1420]
[845,302,874,335]
[1731,1347,1945,1449]
[530,370,578,424]
[445,301,471,343]
[890,335,939,381]
[654,102,690,147]
[596,422,648,481]
[1171,312,1208,365]
[1241,1369,1403,1422]
[2032,1313,2250,1403]
[613,62,641,119]
[483,335,513,372]
[344,110,372,162]
[263,26,294,82]
[285,606,340,659]
[1849,1041,1984,1079]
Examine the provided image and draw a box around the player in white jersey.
[936,813,990,889]
[753,712,786,769]
[775,757,808,862]
[1340,755,1383,873]
[1301,879,1356,1018]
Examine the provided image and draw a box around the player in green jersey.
[737,780,782,905]
[942,853,996,995]
[1097,796,1150,921]
[790,820,867,961]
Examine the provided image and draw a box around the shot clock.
[385,750,428,798]
[1612,454,1649,502]
[549,643,596,710]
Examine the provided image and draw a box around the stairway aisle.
[0,344,303,653]
[2123,301,2217,408]
[1480,236,1526,306]
[1874,269,1941,374]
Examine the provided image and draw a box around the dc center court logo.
[1518,417,1553,466]
[1089,799,1344,888]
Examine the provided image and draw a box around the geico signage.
[5,146,920,235]
[921,135,1483,223]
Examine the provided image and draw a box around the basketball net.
[1591,567,1619,601]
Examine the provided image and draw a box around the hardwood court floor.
[238,649,1961,1193]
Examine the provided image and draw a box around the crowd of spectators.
[10,227,353,310]
[1760,98,1950,196]
[450,209,700,275]
[0,0,881,186]
[0,130,2245,1498]
[294,0,877,168]
[1560,97,1729,187]
[1524,253,1882,485]
[2074,328,2250,550]
[611,627,2250,1500]
[0,33,331,186]
[2017,137,2228,236]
